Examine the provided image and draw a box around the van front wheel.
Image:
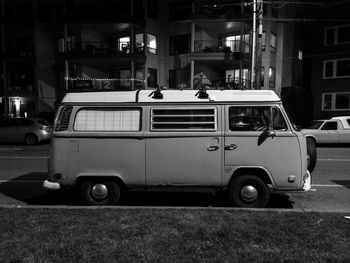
[228,175,270,208]
[81,180,121,205]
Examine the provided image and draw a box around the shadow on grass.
[0,173,294,208]
[331,180,350,189]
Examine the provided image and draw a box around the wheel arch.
[305,135,317,144]
[228,167,274,189]
[76,174,127,191]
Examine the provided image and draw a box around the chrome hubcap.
[240,185,258,202]
[91,184,108,200]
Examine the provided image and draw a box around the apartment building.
[0,0,57,118]
[0,0,305,119]
[303,1,350,120]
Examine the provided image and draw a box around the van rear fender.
[228,167,274,188]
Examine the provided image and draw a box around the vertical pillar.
[250,0,257,89]
[190,2,195,89]
[130,0,135,90]
[64,23,69,90]
[1,0,8,117]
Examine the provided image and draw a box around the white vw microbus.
[43,89,312,208]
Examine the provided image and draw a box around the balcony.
[193,77,250,90]
[194,40,250,54]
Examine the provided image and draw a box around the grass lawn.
[0,208,349,262]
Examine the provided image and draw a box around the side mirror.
[257,127,276,146]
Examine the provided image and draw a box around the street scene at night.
[0,0,349,262]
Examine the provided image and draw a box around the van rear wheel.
[81,180,121,205]
[228,175,270,208]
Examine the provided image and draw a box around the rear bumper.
[43,180,61,190]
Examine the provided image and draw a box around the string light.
[64,77,146,82]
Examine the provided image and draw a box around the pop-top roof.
[62,90,281,104]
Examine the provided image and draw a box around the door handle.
[207,145,219,151]
[225,144,237,151]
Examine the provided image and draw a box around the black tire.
[25,134,38,145]
[306,138,317,173]
[228,175,270,208]
[80,180,121,205]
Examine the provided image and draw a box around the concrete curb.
[0,204,349,213]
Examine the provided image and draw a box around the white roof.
[62,90,281,103]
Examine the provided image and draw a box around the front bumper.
[302,171,311,191]
[43,180,61,190]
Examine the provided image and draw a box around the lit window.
[119,37,130,53]
[147,34,157,54]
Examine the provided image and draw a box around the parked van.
[43,89,312,208]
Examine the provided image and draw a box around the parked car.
[0,117,52,145]
[302,119,350,144]
[331,116,350,129]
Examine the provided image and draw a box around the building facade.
[0,0,306,120]
[303,1,350,120]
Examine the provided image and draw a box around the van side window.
[151,108,216,131]
[229,106,287,131]
[74,108,141,131]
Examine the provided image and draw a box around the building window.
[322,93,350,111]
[118,37,130,53]
[269,67,276,89]
[74,108,141,131]
[169,34,190,55]
[135,33,144,53]
[325,24,350,45]
[225,69,249,89]
[147,0,157,20]
[147,34,157,54]
[151,108,217,131]
[270,32,277,53]
[223,34,250,53]
[323,59,350,79]
[148,68,157,87]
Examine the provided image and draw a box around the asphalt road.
[0,143,349,212]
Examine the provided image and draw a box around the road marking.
[312,184,350,187]
[318,158,350,162]
[0,156,48,159]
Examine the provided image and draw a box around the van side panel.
[66,137,145,186]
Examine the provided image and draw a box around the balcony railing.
[194,40,250,54]
[60,41,145,55]
[193,77,250,90]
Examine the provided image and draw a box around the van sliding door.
[145,106,222,186]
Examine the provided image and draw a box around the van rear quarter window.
[73,108,141,131]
